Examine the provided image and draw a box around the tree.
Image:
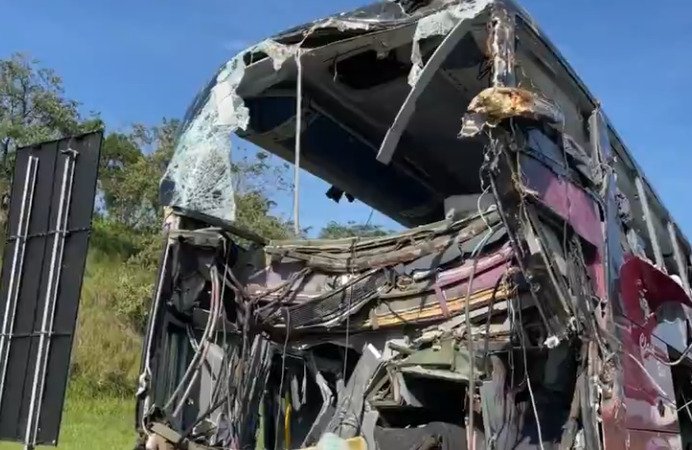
[318,221,389,239]
[230,147,294,240]
[99,119,179,230]
[0,53,101,173]
[0,53,101,239]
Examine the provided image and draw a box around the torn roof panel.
[161,0,692,258]
[162,0,493,227]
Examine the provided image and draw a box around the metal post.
[24,150,77,450]
[0,155,39,410]
[635,176,664,269]
[489,4,516,88]
[668,221,690,293]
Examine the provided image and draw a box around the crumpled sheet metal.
[459,86,565,137]
[408,0,492,86]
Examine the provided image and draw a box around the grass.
[0,232,151,450]
[0,391,136,450]
[70,250,144,397]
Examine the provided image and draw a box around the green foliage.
[235,191,292,240]
[0,53,101,234]
[99,119,179,230]
[0,53,101,176]
[318,220,389,239]
[71,247,146,396]
[90,218,160,332]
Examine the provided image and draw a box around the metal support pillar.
[668,221,690,293]
[635,176,664,269]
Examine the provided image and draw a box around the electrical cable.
[274,309,291,448]
[462,211,497,446]
[656,340,692,367]
[515,297,545,450]
[163,291,215,412]
[343,239,358,382]
[165,266,221,414]
[292,49,303,236]
[172,267,222,417]
[679,391,692,419]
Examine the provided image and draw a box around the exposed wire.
[186,325,200,352]
[364,208,375,228]
[680,391,692,419]
[172,266,222,417]
[292,49,303,236]
[656,340,692,367]
[163,283,216,412]
[488,168,554,337]
[274,309,291,448]
[343,239,358,381]
[482,272,508,373]
[210,240,231,409]
[462,217,497,446]
[515,297,545,450]
[380,298,413,326]
[143,237,172,380]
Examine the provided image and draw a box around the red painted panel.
[617,255,687,435]
[519,155,602,248]
[623,429,682,450]
[620,256,692,328]
[616,316,679,433]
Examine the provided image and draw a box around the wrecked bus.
[136,1,692,449]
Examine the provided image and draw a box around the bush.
[72,253,144,397]
[70,220,159,397]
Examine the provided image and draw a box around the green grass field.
[0,392,135,450]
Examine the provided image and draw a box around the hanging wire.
[462,205,498,445]
[164,265,220,414]
[292,49,303,236]
[655,341,692,366]
[364,208,375,228]
[172,267,223,417]
[679,391,692,419]
[274,309,291,448]
[342,239,358,382]
[514,297,545,450]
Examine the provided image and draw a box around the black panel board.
[0,131,102,446]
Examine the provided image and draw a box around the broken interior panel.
[140,1,692,449]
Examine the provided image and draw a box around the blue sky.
[1,0,691,235]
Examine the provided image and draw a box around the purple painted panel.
[520,155,602,248]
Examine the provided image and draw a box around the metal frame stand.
[23,149,77,450]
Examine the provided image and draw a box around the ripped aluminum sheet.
[408,0,492,86]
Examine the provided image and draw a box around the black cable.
[482,273,506,373]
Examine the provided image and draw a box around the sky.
[1,0,691,235]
